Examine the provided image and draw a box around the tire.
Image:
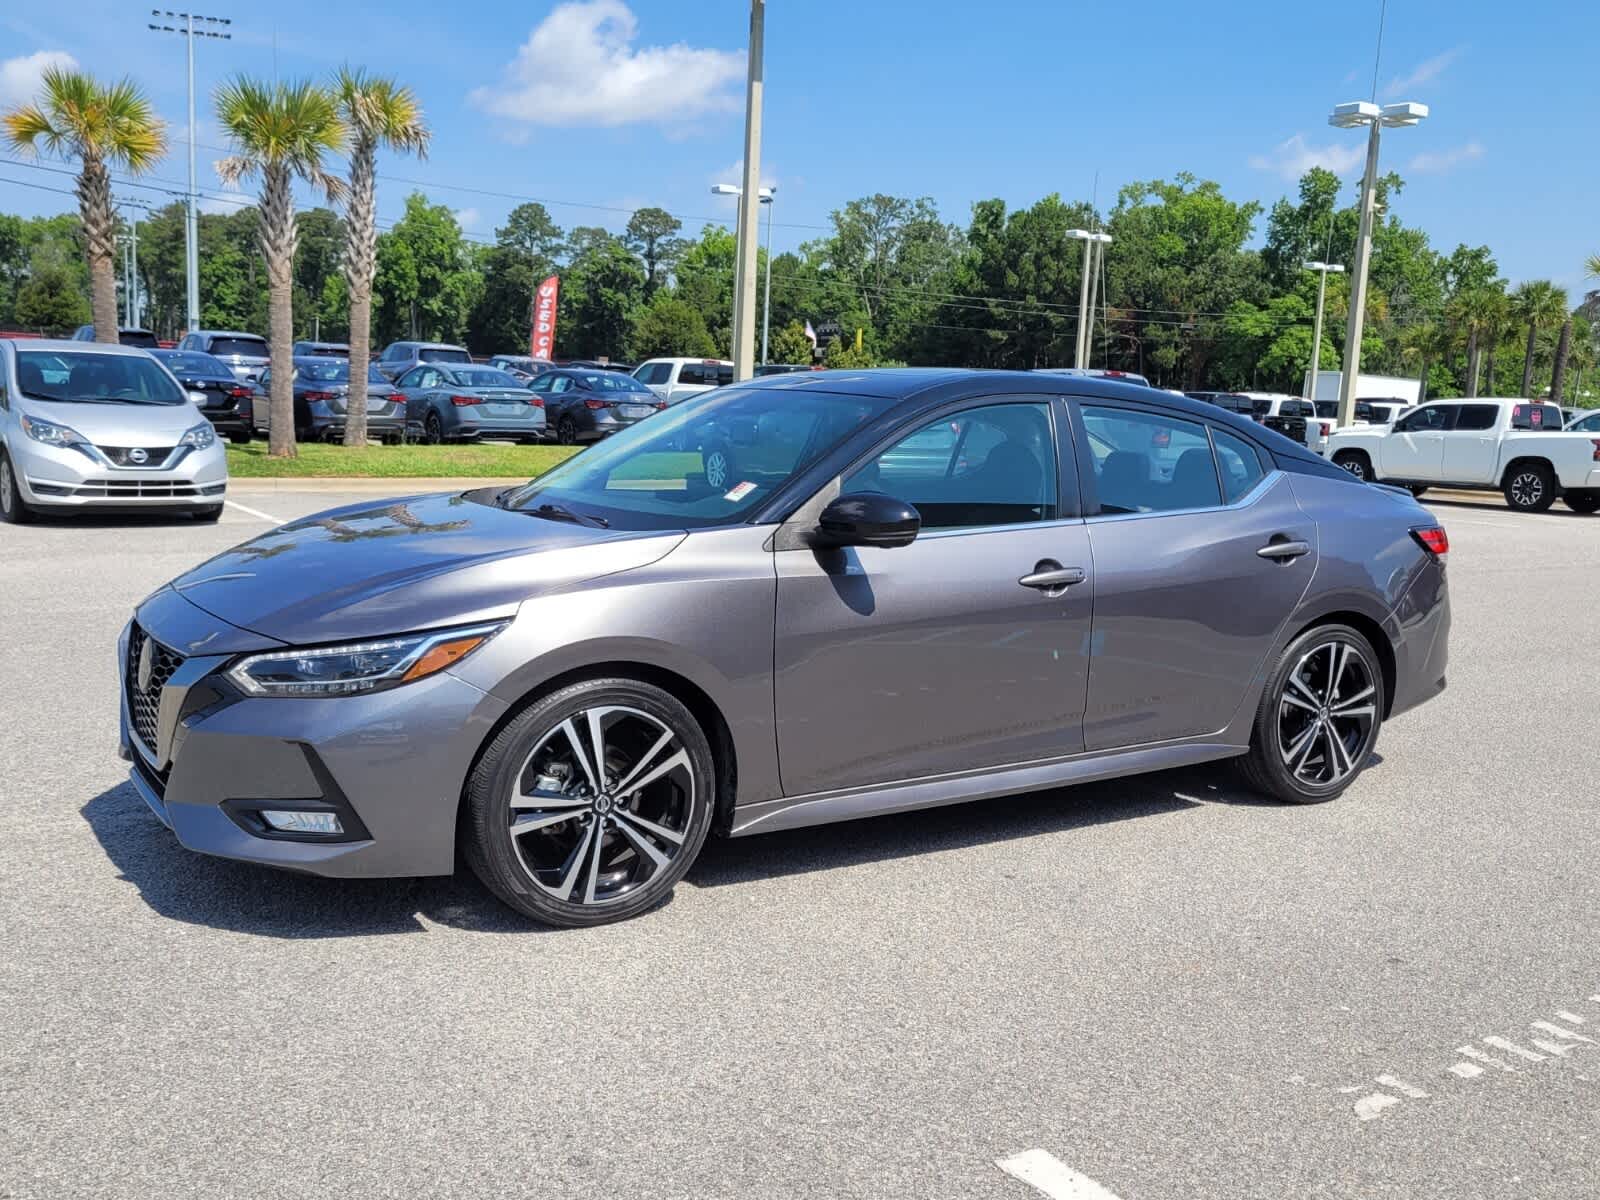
[1502,462,1556,513]
[703,444,735,491]
[462,677,716,927]
[424,412,444,445]
[228,432,251,446]
[193,505,224,523]
[557,416,578,446]
[1238,623,1384,805]
[1407,485,1428,498]
[0,450,34,524]
[1332,450,1372,482]
[1563,490,1600,514]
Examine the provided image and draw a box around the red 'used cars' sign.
[529,275,560,361]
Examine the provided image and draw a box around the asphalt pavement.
[2,485,1598,1200]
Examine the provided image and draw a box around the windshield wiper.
[525,502,609,528]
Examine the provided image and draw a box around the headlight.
[20,414,89,448]
[226,622,505,697]
[179,421,217,450]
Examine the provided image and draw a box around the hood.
[167,491,686,645]
[24,399,207,445]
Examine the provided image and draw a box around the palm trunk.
[260,164,299,459]
[1465,328,1480,398]
[1485,342,1499,396]
[1549,318,1572,405]
[78,157,119,342]
[1521,323,1537,398]
[343,136,377,447]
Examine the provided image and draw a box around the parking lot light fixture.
[1066,229,1093,368]
[1329,98,1428,427]
[1303,260,1345,399]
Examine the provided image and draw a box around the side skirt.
[728,741,1247,837]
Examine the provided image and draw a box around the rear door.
[1378,403,1453,479]
[1440,402,1503,482]
[1073,400,1316,750]
[773,397,1093,796]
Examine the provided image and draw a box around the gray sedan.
[118,370,1450,928]
[395,364,548,443]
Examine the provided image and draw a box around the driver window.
[1395,405,1451,433]
[841,402,1058,530]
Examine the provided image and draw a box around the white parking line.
[995,1150,1124,1199]
[1375,1074,1429,1099]
[1482,1036,1546,1062]
[224,498,285,524]
[1354,1093,1402,1121]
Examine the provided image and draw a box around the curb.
[227,476,528,494]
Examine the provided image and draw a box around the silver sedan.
[394,364,549,443]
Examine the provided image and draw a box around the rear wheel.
[557,416,578,446]
[0,451,34,524]
[228,432,251,445]
[1332,450,1372,482]
[1503,463,1555,512]
[1407,485,1429,498]
[193,505,224,523]
[462,677,715,927]
[1562,490,1600,514]
[1239,623,1384,804]
[424,411,444,445]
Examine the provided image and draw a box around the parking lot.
[3,485,1598,1200]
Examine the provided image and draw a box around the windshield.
[295,359,385,384]
[501,386,896,531]
[17,350,187,406]
[119,330,160,348]
[419,347,471,363]
[448,367,523,388]
[156,351,229,376]
[580,372,652,393]
[298,344,348,357]
[208,337,267,358]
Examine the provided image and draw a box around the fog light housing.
[260,810,344,836]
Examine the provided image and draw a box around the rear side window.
[1212,429,1266,502]
[1510,403,1561,431]
[1454,404,1500,431]
[1083,406,1222,514]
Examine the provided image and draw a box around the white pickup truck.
[1324,397,1600,514]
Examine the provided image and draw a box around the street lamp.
[149,10,233,334]
[1303,260,1344,399]
[1066,229,1112,368]
[712,183,776,363]
[1328,99,1427,425]
[730,0,766,381]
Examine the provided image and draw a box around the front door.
[773,399,1092,797]
[1074,403,1317,750]
[1380,403,1454,479]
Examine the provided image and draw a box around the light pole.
[731,0,765,381]
[712,183,775,362]
[1066,229,1111,368]
[149,10,233,334]
[1303,260,1344,398]
[1328,99,1427,425]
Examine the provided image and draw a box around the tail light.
[654,402,668,411]
[450,394,482,407]
[1591,439,1600,462]
[228,386,251,398]
[584,398,613,411]
[528,396,544,408]
[1410,526,1449,561]
[302,389,336,402]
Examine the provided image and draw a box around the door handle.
[1018,563,1086,591]
[1257,539,1311,561]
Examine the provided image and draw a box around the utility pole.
[731,0,765,381]
[149,10,233,334]
[1303,261,1343,398]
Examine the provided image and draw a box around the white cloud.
[453,206,480,230]
[470,0,744,128]
[0,50,78,110]
[1248,135,1367,182]
[1385,48,1462,96]
[1408,140,1485,174]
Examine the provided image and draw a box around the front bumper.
[15,436,227,509]
[119,589,509,877]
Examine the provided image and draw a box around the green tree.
[557,234,644,359]
[624,206,684,289]
[14,262,89,330]
[824,338,876,368]
[767,319,813,365]
[1511,280,1569,397]
[1447,287,1507,398]
[628,291,715,359]
[466,203,564,356]
[675,224,738,352]
[3,67,166,342]
[335,67,428,446]
[214,76,346,458]
[1262,167,1342,289]
[373,193,478,345]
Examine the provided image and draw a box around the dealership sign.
[529,275,561,361]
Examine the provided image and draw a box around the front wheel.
[0,450,34,524]
[228,432,251,446]
[1563,490,1600,514]
[1332,450,1372,482]
[1503,463,1556,513]
[461,678,716,927]
[1238,624,1384,804]
[193,505,224,523]
[1407,485,1428,498]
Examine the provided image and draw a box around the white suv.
[632,358,734,405]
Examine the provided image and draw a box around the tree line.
[5,69,1598,461]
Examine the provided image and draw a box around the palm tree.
[1447,287,1506,398]
[2,68,165,342]
[1511,280,1569,398]
[1401,322,1451,401]
[1550,317,1575,404]
[215,77,345,458]
[334,68,428,448]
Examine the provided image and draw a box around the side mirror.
[816,491,921,549]
[188,390,207,405]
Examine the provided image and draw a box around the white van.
[632,358,734,405]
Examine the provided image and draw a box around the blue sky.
[1,0,1595,294]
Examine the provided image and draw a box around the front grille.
[75,480,204,498]
[127,624,183,753]
[97,446,175,468]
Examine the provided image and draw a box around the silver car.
[395,364,548,443]
[177,330,271,383]
[1,340,227,523]
[118,370,1449,926]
